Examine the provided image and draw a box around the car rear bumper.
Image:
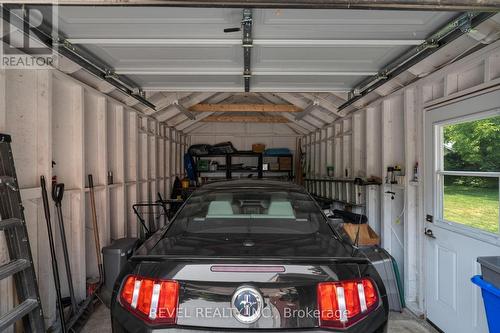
[113,326,388,333]
[111,302,388,333]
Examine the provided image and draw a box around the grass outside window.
[444,182,499,234]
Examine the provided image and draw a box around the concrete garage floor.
[82,303,438,333]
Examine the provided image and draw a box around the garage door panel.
[38,6,460,93]
[56,7,240,39]
[255,9,456,40]
[53,7,455,41]
[131,74,362,92]
[253,45,407,72]
[128,74,243,91]
[82,44,242,71]
[252,75,358,92]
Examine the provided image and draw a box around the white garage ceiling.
[20,5,497,133]
[53,7,456,92]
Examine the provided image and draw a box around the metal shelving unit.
[196,151,263,180]
[305,177,381,207]
[263,153,294,181]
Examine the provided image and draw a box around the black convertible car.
[110,180,388,332]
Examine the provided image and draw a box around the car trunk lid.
[130,258,376,329]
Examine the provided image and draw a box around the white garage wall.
[302,40,500,314]
[190,122,299,152]
[0,69,187,328]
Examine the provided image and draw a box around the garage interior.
[0,2,499,333]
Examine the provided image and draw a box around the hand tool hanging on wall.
[51,180,79,316]
[41,176,67,333]
[56,175,106,332]
[88,174,104,286]
[45,177,99,332]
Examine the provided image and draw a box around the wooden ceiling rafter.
[190,103,302,113]
[201,114,289,123]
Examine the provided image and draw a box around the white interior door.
[424,90,500,333]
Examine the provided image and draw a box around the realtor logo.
[1,4,58,69]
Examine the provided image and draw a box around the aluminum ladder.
[0,133,45,332]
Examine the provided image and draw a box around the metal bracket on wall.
[242,9,253,92]
[223,9,253,92]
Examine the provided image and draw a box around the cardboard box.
[252,143,266,153]
[342,223,380,246]
[278,156,292,171]
[270,163,280,171]
[264,156,278,164]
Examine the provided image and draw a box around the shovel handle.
[40,176,51,220]
[88,174,94,188]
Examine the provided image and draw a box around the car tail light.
[119,275,179,324]
[317,278,379,329]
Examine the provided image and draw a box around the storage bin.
[101,238,138,306]
[471,275,500,333]
[478,256,500,289]
[278,156,292,171]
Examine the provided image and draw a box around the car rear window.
[165,189,329,235]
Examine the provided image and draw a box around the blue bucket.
[471,275,500,333]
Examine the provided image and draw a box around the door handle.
[425,228,436,239]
